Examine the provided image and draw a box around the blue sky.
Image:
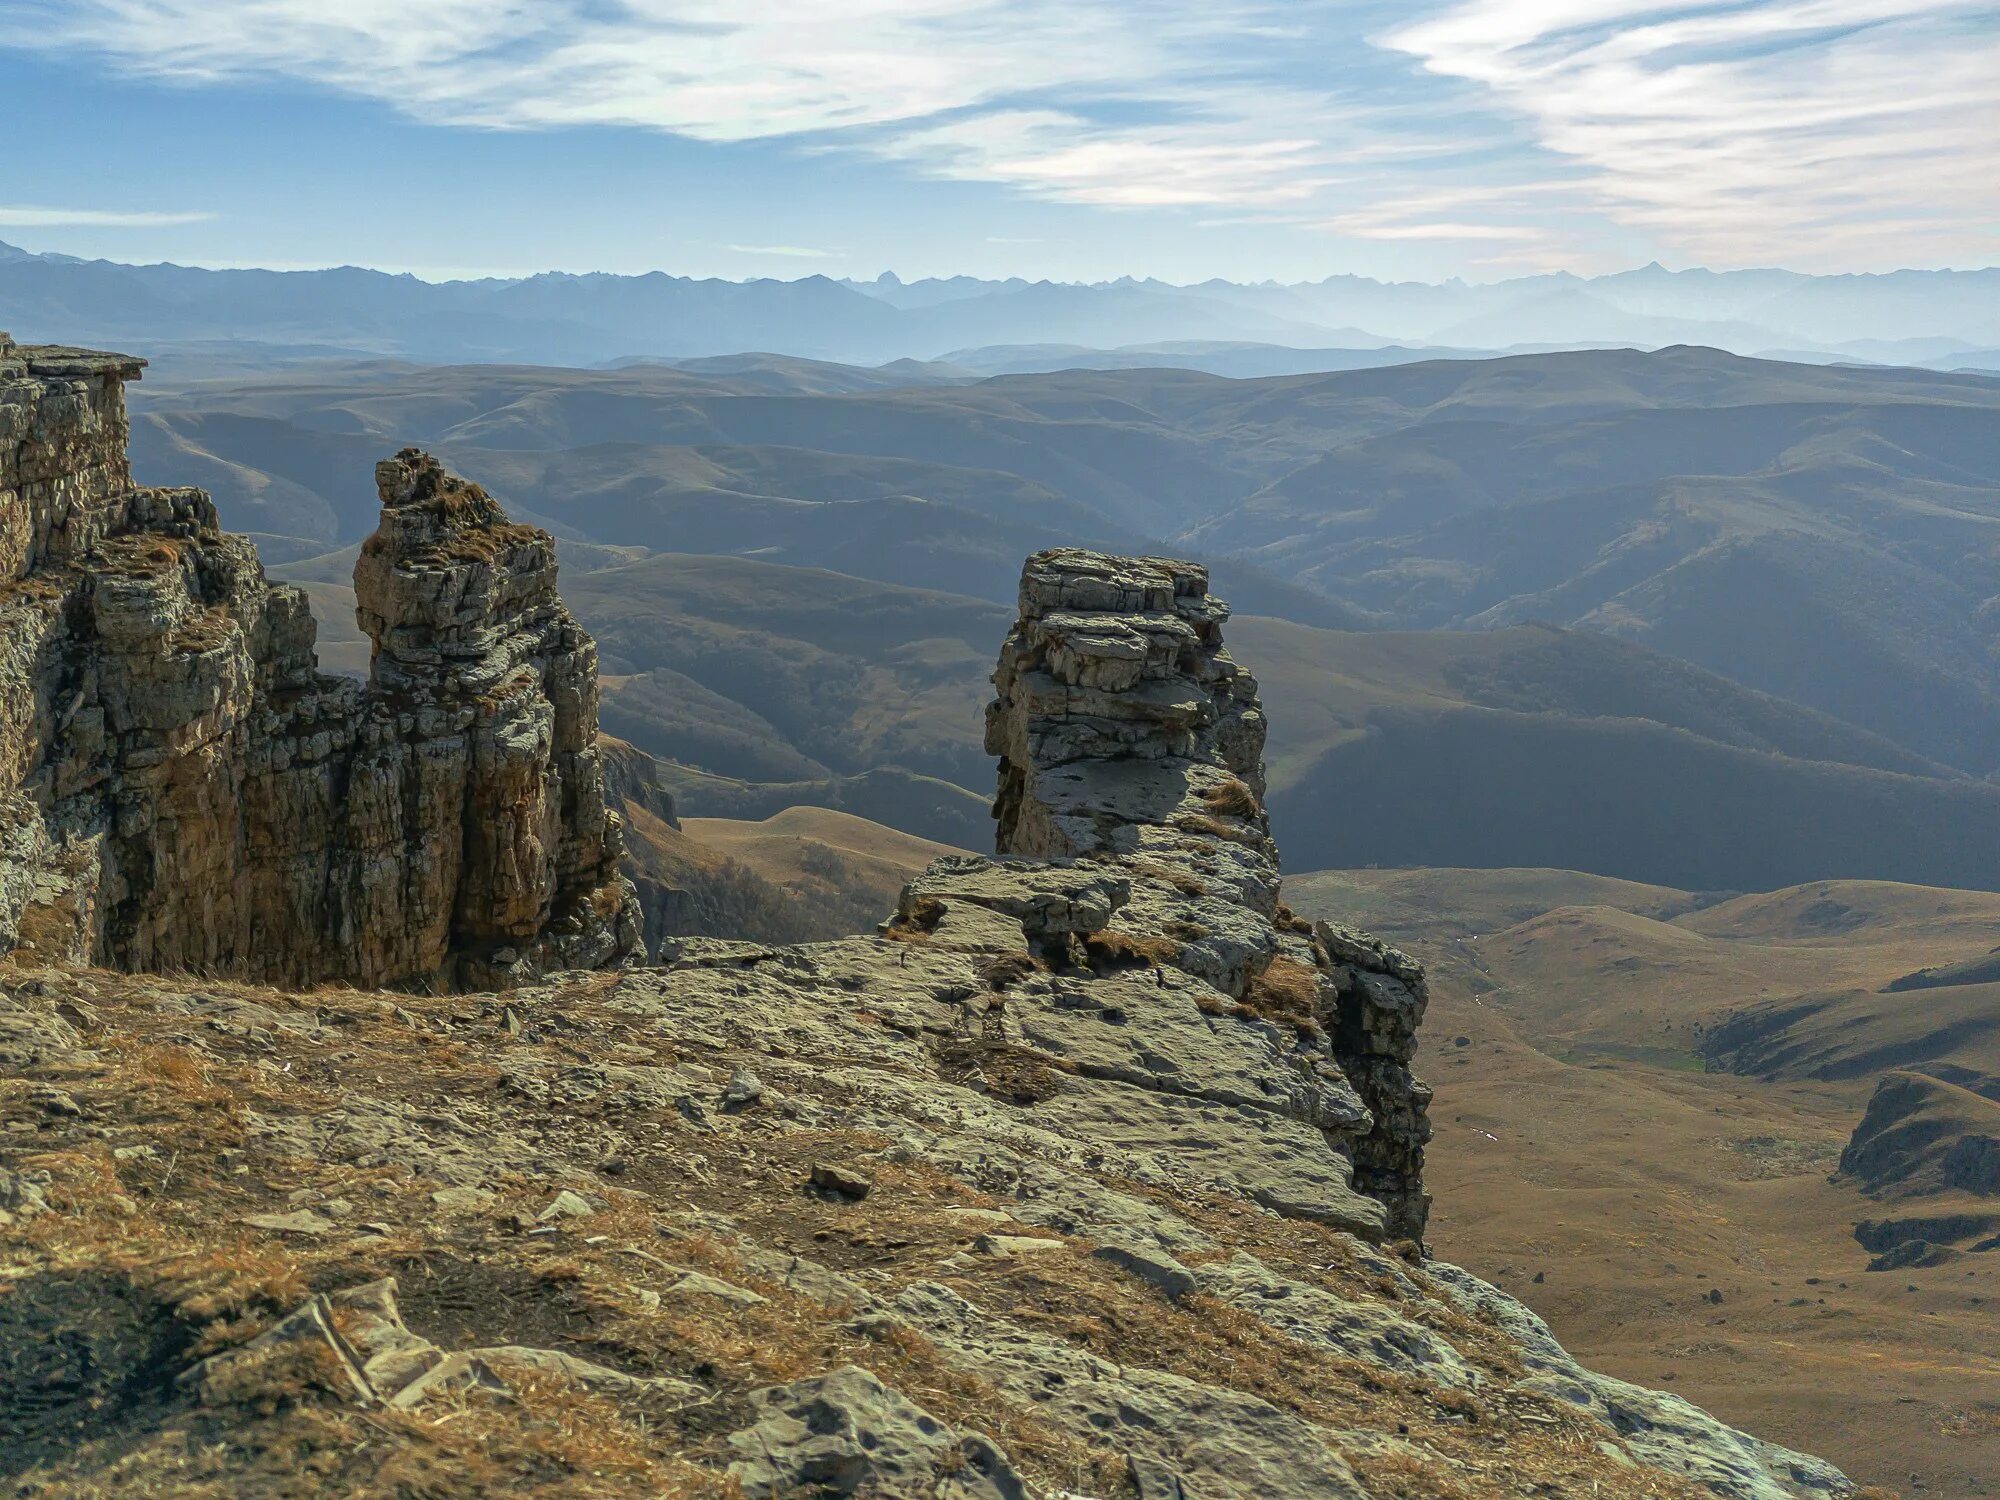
[2,0,1995,282]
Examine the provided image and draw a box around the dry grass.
[1172,812,1267,847]
[935,1030,1069,1105]
[1199,777,1263,819]
[978,953,1044,991]
[884,893,946,942]
[1083,928,1184,971]
[1236,955,1325,1035]
[9,890,83,962]
[1272,900,1314,935]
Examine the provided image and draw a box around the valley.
[1286,868,2000,1496]
[131,344,1999,896]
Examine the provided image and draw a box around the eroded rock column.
[981,548,1433,1241]
[345,450,638,989]
[0,340,637,991]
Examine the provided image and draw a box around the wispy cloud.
[1380,0,2000,266]
[726,243,836,258]
[1,1,1379,211]
[3,0,1995,267]
[0,204,215,227]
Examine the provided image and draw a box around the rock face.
[985,548,1432,1239]
[0,335,637,988]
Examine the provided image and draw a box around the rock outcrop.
[984,548,1432,1239]
[0,335,637,989]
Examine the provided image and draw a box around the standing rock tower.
[984,548,1433,1239]
[0,335,638,989]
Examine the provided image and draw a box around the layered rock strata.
[984,548,1432,1239]
[0,334,637,988]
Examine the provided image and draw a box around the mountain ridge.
[5,239,1997,365]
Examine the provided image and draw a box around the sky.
[1,0,1996,284]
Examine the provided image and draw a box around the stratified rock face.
[983,547,1432,1240]
[0,336,637,989]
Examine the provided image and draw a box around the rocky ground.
[0,945,1852,1500]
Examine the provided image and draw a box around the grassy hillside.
[1281,866,2000,1492]
[140,345,2000,776]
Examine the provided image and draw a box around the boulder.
[725,1365,1028,1499]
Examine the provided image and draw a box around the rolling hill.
[273,544,2000,897]
[1281,866,2000,1494]
[145,342,2000,890]
[134,347,2000,756]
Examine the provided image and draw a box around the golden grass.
[1235,955,1325,1035]
[1199,777,1263,819]
[978,952,1044,990]
[1172,812,1267,847]
[1083,928,1183,971]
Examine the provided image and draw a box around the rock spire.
[981,547,1433,1239]
[0,340,637,989]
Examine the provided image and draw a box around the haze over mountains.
[118,339,2000,898]
[6,239,2000,370]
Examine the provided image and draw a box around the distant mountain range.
[4,239,1997,369]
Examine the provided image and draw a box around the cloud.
[2,1,1387,211]
[877,105,1343,209]
[4,1,1995,266]
[1342,221,1542,241]
[726,243,836,258]
[0,205,215,227]
[1379,0,2000,267]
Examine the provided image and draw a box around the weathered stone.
[240,1209,336,1237]
[809,1162,874,1200]
[186,1276,701,1414]
[970,547,1432,1242]
[726,1365,1029,1499]
[884,1280,1370,1499]
[1089,1237,1199,1300]
[664,1269,768,1307]
[0,345,637,989]
[537,1189,597,1221]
